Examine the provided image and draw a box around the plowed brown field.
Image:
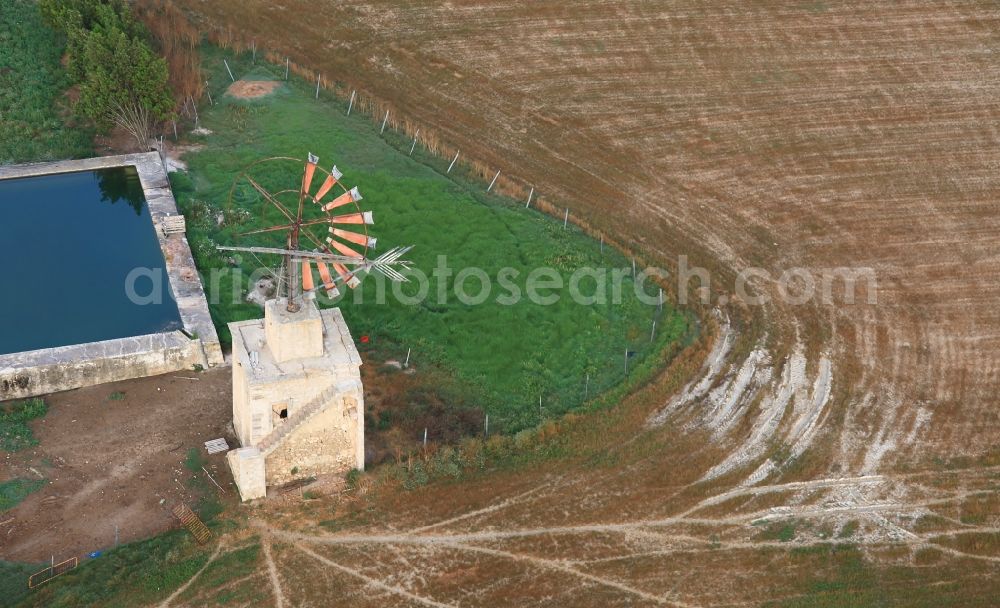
[146,1,1000,604]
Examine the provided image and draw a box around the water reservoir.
[0,166,183,355]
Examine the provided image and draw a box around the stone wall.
[264,393,362,486]
[0,331,205,401]
[232,361,362,448]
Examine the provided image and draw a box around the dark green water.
[0,167,183,355]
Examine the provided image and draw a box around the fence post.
[409,129,420,156]
[189,95,199,125]
[347,90,356,115]
[563,208,569,229]
[487,170,500,192]
[447,150,460,173]
[525,187,533,209]
[404,348,411,367]
[285,57,289,80]
[223,59,235,82]
[380,110,389,134]
[315,74,321,99]
[205,81,214,106]
[650,320,657,342]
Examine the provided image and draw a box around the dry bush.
[134,0,203,109]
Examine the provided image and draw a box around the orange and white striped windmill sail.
[222,154,412,312]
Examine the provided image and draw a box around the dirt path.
[262,537,287,608]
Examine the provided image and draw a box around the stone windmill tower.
[220,154,411,501]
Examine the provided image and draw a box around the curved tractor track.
[159,0,1000,604]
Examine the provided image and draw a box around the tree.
[39,0,140,37]
[75,27,174,148]
[39,0,171,149]
[39,0,143,78]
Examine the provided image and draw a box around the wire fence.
[177,43,689,435]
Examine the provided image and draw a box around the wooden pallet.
[159,214,187,235]
[172,503,213,545]
[204,437,229,454]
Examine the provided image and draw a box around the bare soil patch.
[1,369,236,562]
[0,354,462,563]
[227,80,280,99]
[93,124,150,156]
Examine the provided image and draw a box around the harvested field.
[22,0,1000,604]
[170,0,1000,458]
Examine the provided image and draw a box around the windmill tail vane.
[362,246,415,284]
[221,152,415,309]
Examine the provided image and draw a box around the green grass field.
[0,0,92,164]
[20,530,212,607]
[174,47,690,432]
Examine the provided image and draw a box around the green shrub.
[345,468,364,489]
[39,0,173,147]
[403,461,429,490]
[0,478,46,511]
[838,520,859,539]
[0,0,93,164]
[758,520,797,543]
[0,398,48,452]
[184,447,205,473]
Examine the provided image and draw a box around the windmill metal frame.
[220,154,412,312]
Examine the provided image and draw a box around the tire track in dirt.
[262,538,287,608]
[437,541,693,607]
[406,482,553,534]
[293,542,458,608]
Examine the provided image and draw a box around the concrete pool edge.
[0,331,206,397]
[0,153,225,400]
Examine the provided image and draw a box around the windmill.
[218,153,412,312]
